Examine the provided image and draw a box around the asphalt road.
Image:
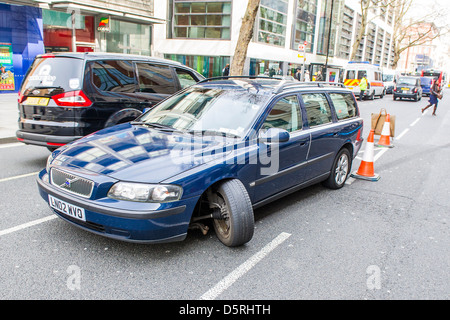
[0,92,448,304]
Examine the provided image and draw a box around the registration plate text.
[48,195,86,221]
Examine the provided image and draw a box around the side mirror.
[258,128,290,143]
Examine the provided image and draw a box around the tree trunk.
[229,0,260,76]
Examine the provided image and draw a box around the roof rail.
[273,81,346,94]
[197,75,273,84]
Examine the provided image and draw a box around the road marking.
[0,171,40,183]
[0,215,57,237]
[0,143,25,149]
[410,118,421,127]
[396,128,409,140]
[199,232,291,300]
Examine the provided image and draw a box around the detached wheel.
[323,148,351,189]
[211,179,254,247]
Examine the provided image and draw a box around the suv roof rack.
[197,75,273,84]
[273,81,346,94]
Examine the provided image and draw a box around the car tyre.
[212,179,254,247]
[323,148,351,190]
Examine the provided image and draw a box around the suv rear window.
[21,57,84,93]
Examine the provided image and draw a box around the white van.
[343,62,385,100]
[382,69,397,94]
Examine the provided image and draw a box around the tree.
[350,0,398,61]
[229,0,260,76]
[391,0,447,69]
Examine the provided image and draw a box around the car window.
[301,93,333,127]
[328,93,357,121]
[21,57,84,93]
[346,70,355,79]
[136,63,176,94]
[91,60,136,93]
[262,95,302,132]
[175,68,198,89]
[357,71,366,79]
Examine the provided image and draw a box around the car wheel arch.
[104,108,143,128]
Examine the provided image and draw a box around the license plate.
[48,195,86,222]
[401,88,409,91]
[24,97,49,106]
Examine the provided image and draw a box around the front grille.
[50,168,94,198]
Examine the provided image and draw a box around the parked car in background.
[393,76,422,101]
[420,76,434,96]
[37,78,363,247]
[16,52,204,151]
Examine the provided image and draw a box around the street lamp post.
[324,0,335,81]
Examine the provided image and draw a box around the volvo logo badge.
[61,177,79,189]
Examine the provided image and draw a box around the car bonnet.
[49,123,235,183]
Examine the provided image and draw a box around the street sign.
[298,44,306,52]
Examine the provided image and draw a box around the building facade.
[0,0,163,93]
[153,0,397,81]
[1,0,398,93]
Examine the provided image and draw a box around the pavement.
[0,93,19,144]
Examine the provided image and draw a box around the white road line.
[396,128,409,141]
[0,171,39,183]
[199,232,291,300]
[0,215,57,237]
[0,143,25,149]
[410,118,421,127]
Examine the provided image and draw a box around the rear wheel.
[211,179,254,247]
[323,148,351,189]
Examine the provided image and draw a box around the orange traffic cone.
[376,113,394,148]
[351,129,380,181]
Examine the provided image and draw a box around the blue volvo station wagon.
[37,77,364,247]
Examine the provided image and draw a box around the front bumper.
[36,169,198,243]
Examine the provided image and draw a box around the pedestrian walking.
[359,73,368,101]
[222,64,230,76]
[304,70,310,82]
[422,80,442,116]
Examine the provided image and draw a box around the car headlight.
[107,182,183,203]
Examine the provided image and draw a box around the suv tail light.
[18,92,25,103]
[52,90,92,107]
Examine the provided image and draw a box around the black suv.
[16,52,204,150]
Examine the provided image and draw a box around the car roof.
[36,52,183,66]
[197,77,350,95]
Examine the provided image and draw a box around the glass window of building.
[291,0,317,53]
[170,0,232,39]
[105,20,151,56]
[165,54,230,78]
[42,9,95,52]
[316,0,340,56]
[257,0,288,47]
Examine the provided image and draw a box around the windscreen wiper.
[130,121,185,133]
[187,129,240,139]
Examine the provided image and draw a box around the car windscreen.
[397,77,417,86]
[21,57,84,94]
[420,77,433,85]
[138,87,269,138]
[383,74,394,82]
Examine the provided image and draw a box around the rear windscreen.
[21,57,84,93]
